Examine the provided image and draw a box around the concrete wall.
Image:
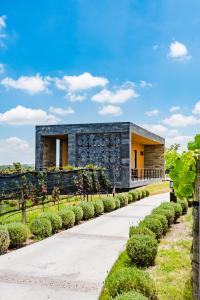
[144,144,165,169]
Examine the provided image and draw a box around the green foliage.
[170,202,183,220]
[41,212,62,233]
[128,190,138,201]
[102,197,116,212]
[98,170,111,192]
[0,225,10,254]
[114,197,121,209]
[178,199,188,215]
[105,267,157,299]
[30,217,52,239]
[80,202,95,220]
[151,213,168,234]
[93,199,104,216]
[71,206,83,224]
[145,190,150,197]
[59,209,75,228]
[188,134,200,150]
[116,194,128,207]
[141,190,146,198]
[127,193,133,203]
[114,291,148,300]
[153,208,175,226]
[129,225,155,239]
[140,216,163,239]
[7,222,29,246]
[126,234,158,267]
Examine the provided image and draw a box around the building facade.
[35,122,165,189]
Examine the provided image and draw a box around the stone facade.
[35,122,165,189]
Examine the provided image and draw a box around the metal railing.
[131,168,164,181]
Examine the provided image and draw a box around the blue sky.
[0,0,200,164]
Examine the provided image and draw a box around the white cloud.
[169,105,181,113]
[145,109,159,117]
[0,105,59,125]
[49,106,74,116]
[168,41,190,60]
[0,137,34,165]
[54,72,108,92]
[166,135,193,152]
[0,63,5,74]
[66,92,86,102]
[163,113,200,127]
[98,105,122,116]
[142,123,178,137]
[192,101,200,115]
[0,16,6,30]
[1,74,50,94]
[92,87,138,104]
[139,80,153,88]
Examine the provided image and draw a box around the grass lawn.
[140,180,170,196]
[148,208,193,300]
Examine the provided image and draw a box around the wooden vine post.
[193,154,200,300]
[21,175,26,224]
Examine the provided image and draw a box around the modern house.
[35,122,165,189]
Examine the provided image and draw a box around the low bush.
[145,190,150,197]
[114,197,121,209]
[151,213,168,234]
[80,202,95,220]
[128,190,138,201]
[102,197,116,212]
[7,222,29,247]
[159,202,175,213]
[71,206,83,224]
[179,199,188,215]
[59,209,75,228]
[140,217,162,239]
[114,291,148,300]
[30,217,52,239]
[126,234,158,267]
[170,202,182,220]
[129,226,155,238]
[141,190,146,198]
[41,212,62,233]
[116,194,128,207]
[93,200,104,216]
[153,207,175,226]
[127,193,133,203]
[105,267,157,299]
[0,225,10,254]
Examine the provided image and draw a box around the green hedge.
[116,194,128,207]
[41,212,62,233]
[59,209,75,228]
[105,267,157,299]
[114,197,121,209]
[80,202,95,220]
[0,225,10,254]
[153,207,175,226]
[30,217,52,239]
[139,217,163,239]
[128,190,138,201]
[170,202,182,220]
[93,200,104,216]
[178,199,188,215]
[129,226,155,239]
[71,206,83,224]
[7,222,29,247]
[126,234,158,267]
[102,198,116,212]
[151,213,168,235]
[114,291,148,300]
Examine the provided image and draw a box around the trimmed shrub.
[71,206,83,224]
[145,190,150,197]
[80,202,95,220]
[128,190,138,201]
[142,190,146,198]
[179,199,188,215]
[102,197,116,212]
[41,212,62,233]
[105,267,157,299]
[171,202,182,220]
[153,208,175,226]
[140,217,162,239]
[115,291,148,300]
[151,213,168,234]
[59,209,75,228]
[30,217,52,239]
[0,225,10,254]
[129,225,155,239]
[116,194,128,207]
[127,193,133,203]
[159,202,175,212]
[114,197,121,209]
[126,234,158,267]
[7,222,29,247]
[137,191,143,199]
[93,200,104,216]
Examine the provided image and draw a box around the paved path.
[0,192,169,300]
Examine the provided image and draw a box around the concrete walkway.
[0,192,169,300]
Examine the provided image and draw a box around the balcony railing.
[131,168,164,181]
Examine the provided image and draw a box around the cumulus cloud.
[92,87,138,104]
[1,74,50,94]
[98,105,122,116]
[145,109,159,117]
[0,15,6,30]
[168,41,190,60]
[163,113,200,127]
[54,72,108,92]
[49,106,74,116]
[0,105,59,125]
[192,101,200,115]
[169,105,181,113]
[0,137,34,164]
[165,135,193,152]
[139,80,153,88]
[0,63,5,74]
[142,123,178,137]
[66,92,86,102]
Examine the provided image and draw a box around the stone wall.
[42,137,56,170]
[144,144,165,169]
